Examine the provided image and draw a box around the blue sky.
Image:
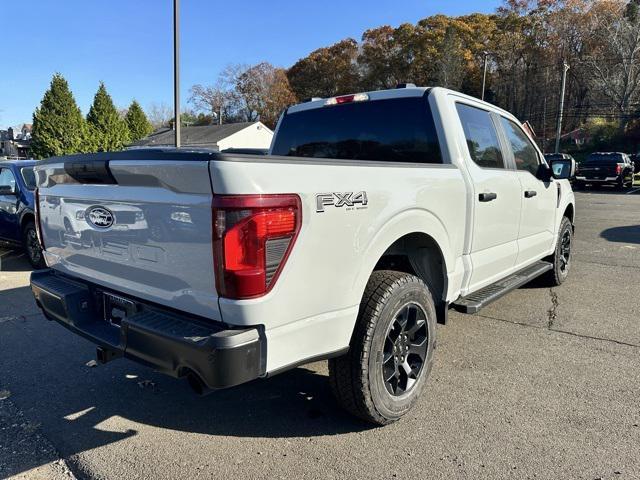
[0,0,501,128]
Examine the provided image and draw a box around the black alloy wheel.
[382,303,429,396]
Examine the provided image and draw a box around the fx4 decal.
[316,191,368,213]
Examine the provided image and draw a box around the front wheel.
[23,221,46,269]
[329,270,436,425]
[544,216,573,286]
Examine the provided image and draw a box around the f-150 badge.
[316,192,368,213]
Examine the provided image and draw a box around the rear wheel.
[544,216,573,286]
[329,270,436,425]
[23,221,45,269]
[626,174,634,188]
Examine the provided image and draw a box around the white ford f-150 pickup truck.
[30,86,576,425]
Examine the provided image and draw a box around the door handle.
[479,192,497,202]
[524,190,537,198]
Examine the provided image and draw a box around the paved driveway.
[1,190,639,480]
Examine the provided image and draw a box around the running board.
[452,261,553,314]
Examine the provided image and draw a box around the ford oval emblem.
[86,206,114,229]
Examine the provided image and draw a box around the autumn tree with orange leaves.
[188,1,640,151]
[283,0,640,150]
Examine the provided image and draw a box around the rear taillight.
[34,188,45,250]
[212,194,302,299]
[616,164,622,175]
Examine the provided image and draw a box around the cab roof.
[287,86,431,115]
[0,159,37,168]
[285,85,516,121]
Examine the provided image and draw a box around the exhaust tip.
[186,372,213,396]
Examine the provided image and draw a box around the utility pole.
[173,0,181,148]
[542,66,548,152]
[554,61,570,154]
[481,51,489,101]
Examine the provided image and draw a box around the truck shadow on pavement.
[0,249,32,272]
[600,225,640,244]
[575,187,639,196]
[0,285,372,477]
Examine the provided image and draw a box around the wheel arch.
[19,210,35,231]
[563,202,575,224]
[353,210,454,324]
[372,233,448,311]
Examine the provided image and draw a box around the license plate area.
[103,292,137,327]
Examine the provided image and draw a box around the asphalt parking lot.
[1,189,639,480]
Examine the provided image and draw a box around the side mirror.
[0,184,16,196]
[549,158,576,180]
[536,164,553,182]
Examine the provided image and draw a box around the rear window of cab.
[271,96,443,164]
[585,154,623,165]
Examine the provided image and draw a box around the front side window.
[456,104,505,169]
[500,118,540,175]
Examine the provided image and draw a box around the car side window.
[500,118,540,176]
[0,168,16,190]
[456,103,505,169]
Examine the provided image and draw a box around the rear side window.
[21,167,36,190]
[456,104,504,169]
[500,117,540,175]
[271,96,442,164]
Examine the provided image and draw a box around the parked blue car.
[0,160,45,268]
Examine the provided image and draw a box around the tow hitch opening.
[96,346,122,364]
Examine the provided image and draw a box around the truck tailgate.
[579,163,617,178]
[35,156,220,321]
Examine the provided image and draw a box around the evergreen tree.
[31,73,89,159]
[86,82,130,151]
[125,100,154,142]
[626,0,640,23]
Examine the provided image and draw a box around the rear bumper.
[30,269,264,390]
[575,176,619,184]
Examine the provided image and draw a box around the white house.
[130,122,273,151]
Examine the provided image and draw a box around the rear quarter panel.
[211,156,467,371]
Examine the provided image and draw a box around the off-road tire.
[329,270,436,425]
[626,176,634,189]
[544,216,573,286]
[23,221,45,269]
